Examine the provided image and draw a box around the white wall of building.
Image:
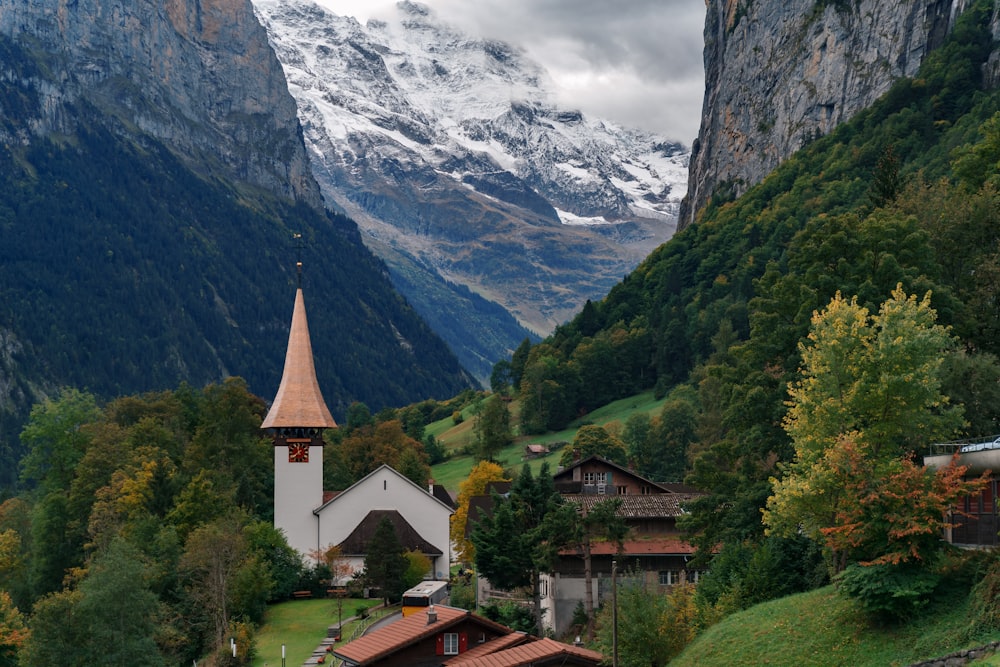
[317,465,453,578]
[274,444,324,557]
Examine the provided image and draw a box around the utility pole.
[612,559,618,667]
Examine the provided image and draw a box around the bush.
[480,601,537,633]
[835,562,940,623]
[449,581,475,610]
[970,555,1000,630]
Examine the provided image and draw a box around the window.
[639,485,652,495]
[443,633,459,655]
[659,570,681,586]
[617,485,627,495]
[583,472,608,485]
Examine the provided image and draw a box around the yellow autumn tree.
[450,460,509,563]
[764,286,965,569]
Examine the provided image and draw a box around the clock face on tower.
[288,443,309,463]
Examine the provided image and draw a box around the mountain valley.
[254,0,690,378]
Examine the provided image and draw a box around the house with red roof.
[333,605,603,667]
[541,456,705,636]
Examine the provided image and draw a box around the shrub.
[835,562,940,623]
[970,555,1000,630]
[449,581,475,611]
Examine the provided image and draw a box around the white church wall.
[317,466,453,578]
[274,444,324,557]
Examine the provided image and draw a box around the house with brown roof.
[541,456,704,636]
[333,605,603,667]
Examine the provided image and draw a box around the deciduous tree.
[765,287,966,569]
[450,461,508,563]
[0,591,27,667]
[560,425,627,467]
[473,394,513,462]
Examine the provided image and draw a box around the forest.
[0,29,472,490]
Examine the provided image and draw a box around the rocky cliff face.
[681,0,989,229]
[0,0,321,207]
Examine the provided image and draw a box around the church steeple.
[266,261,336,557]
[262,269,336,430]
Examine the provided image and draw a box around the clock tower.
[262,264,337,557]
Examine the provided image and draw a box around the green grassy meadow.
[671,585,1000,667]
[428,390,669,490]
[252,598,380,667]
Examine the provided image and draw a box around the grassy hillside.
[672,585,1000,667]
[428,390,668,489]
[251,598,380,667]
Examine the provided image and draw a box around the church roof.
[337,509,442,556]
[261,288,337,429]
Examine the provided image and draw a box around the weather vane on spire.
[293,232,304,288]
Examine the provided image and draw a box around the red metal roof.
[565,537,696,556]
[445,637,603,666]
[334,606,510,666]
[442,632,531,664]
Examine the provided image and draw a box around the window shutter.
[436,634,444,655]
[459,633,468,653]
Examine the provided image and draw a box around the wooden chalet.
[543,456,705,635]
[333,605,602,667]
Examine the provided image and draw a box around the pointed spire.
[262,287,337,429]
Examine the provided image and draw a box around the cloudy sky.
[313,0,707,145]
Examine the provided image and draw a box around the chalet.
[261,274,452,576]
[543,456,704,635]
[553,454,673,496]
[333,604,603,667]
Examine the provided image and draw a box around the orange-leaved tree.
[450,460,509,564]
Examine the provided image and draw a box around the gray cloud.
[319,0,706,143]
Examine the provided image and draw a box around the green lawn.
[671,585,1000,667]
[429,391,668,490]
[252,598,380,667]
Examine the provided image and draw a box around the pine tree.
[362,518,408,605]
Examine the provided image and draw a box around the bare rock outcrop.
[0,0,321,207]
[680,0,993,229]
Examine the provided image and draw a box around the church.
[260,267,453,578]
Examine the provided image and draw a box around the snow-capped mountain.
[254,0,688,377]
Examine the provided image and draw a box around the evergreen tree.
[362,517,408,605]
[472,464,570,635]
[75,538,164,667]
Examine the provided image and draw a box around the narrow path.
[301,604,400,666]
